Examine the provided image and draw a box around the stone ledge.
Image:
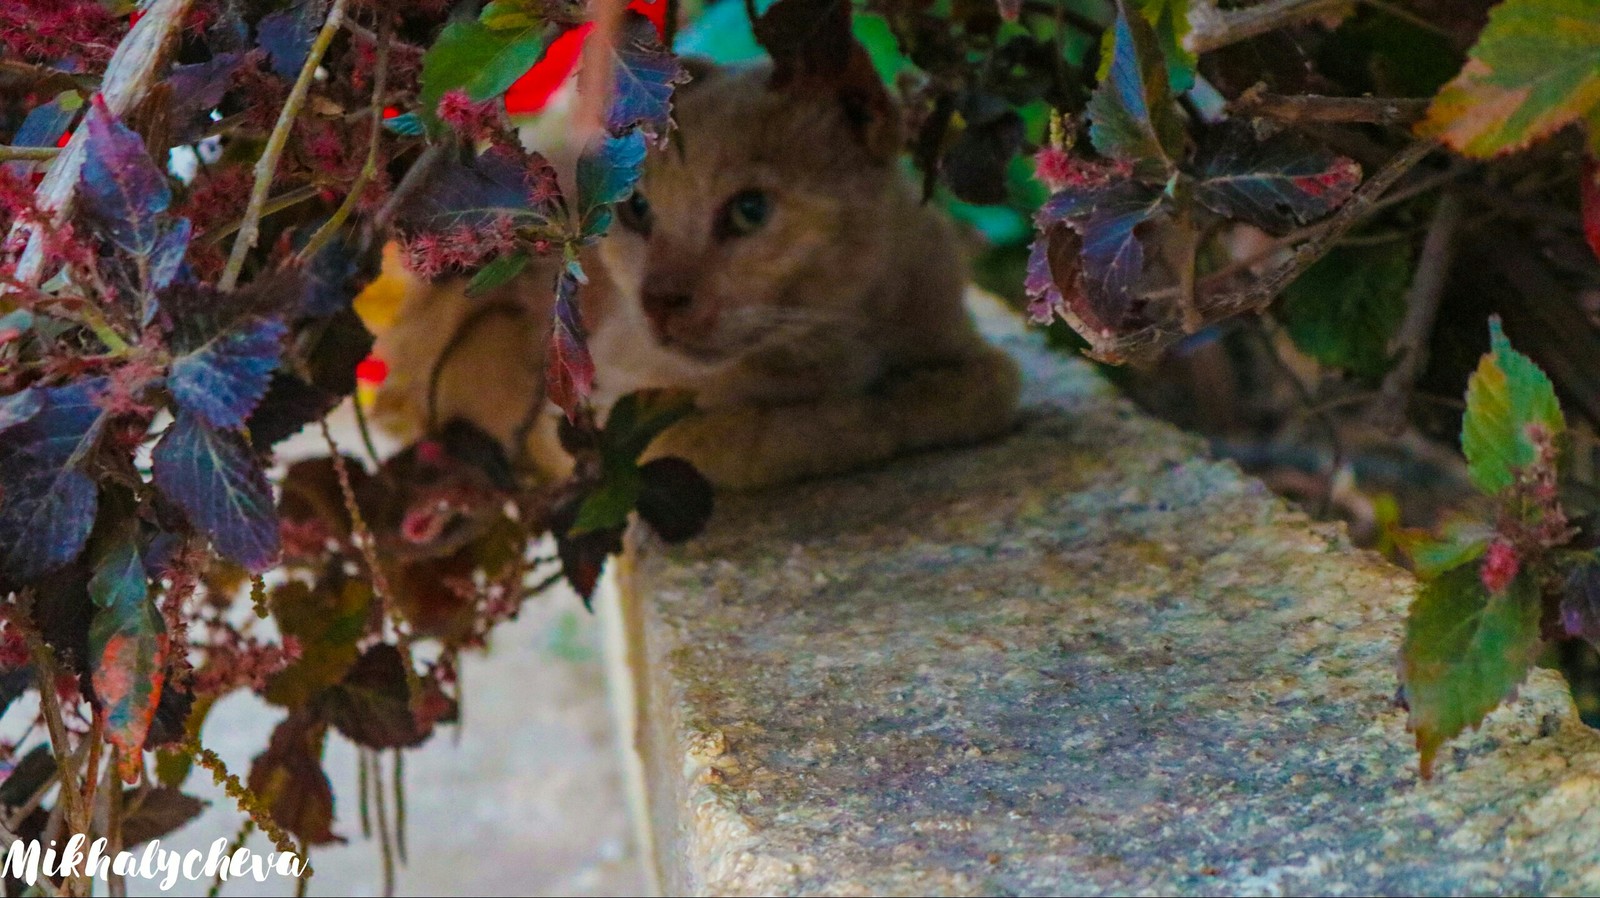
[600,296,1600,896]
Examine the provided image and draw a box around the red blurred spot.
[356,354,389,386]
[56,131,71,148]
[503,0,667,116]
[1583,155,1600,263]
[130,10,144,26]
[382,106,401,119]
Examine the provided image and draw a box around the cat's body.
[370,62,1020,490]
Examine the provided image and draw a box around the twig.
[1373,191,1463,434]
[370,143,442,238]
[298,9,392,264]
[1185,0,1351,54]
[0,145,61,162]
[372,750,395,897]
[1229,84,1428,127]
[105,749,127,898]
[3,0,196,291]
[202,184,324,246]
[1091,139,1440,363]
[220,0,351,290]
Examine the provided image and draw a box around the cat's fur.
[370,62,1021,490]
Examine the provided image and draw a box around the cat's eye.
[618,190,652,235]
[717,189,772,239]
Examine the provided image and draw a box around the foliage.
[2,0,1600,890]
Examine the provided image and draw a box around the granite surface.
[610,298,1600,896]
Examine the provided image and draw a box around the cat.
[367,60,1021,490]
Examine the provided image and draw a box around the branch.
[1185,0,1352,54]
[1089,139,1440,364]
[219,0,351,291]
[298,8,392,264]
[1373,192,1464,433]
[0,145,61,162]
[1228,84,1429,127]
[3,0,196,292]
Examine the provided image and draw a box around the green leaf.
[87,512,167,782]
[1417,0,1600,157]
[1393,516,1493,580]
[569,464,642,536]
[1461,318,1565,495]
[481,0,541,31]
[466,251,531,297]
[601,388,698,463]
[1085,0,1185,175]
[419,19,550,127]
[1401,565,1541,778]
[263,579,369,708]
[1280,243,1410,378]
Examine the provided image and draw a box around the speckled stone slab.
[608,297,1600,896]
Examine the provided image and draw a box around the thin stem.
[106,749,127,898]
[1374,191,1463,434]
[1185,0,1351,54]
[220,0,351,290]
[0,145,61,161]
[1228,85,1429,127]
[372,750,395,897]
[298,9,392,264]
[202,184,325,246]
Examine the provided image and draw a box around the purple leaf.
[257,0,325,79]
[1192,125,1363,235]
[1031,180,1166,333]
[602,12,689,142]
[1563,560,1600,648]
[0,380,109,585]
[168,316,287,430]
[6,95,74,176]
[1085,0,1184,175]
[576,130,647,237]
[79,97,172,256]
[147,217,192,295]
[0,388,43,438]
[245,374,340,448]
[395,146,539,232]
[545,262,594,420]
[317,644,435,749]
[152,411,280,572]
[165,53,245,142]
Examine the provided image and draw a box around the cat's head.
[597,58,906,365]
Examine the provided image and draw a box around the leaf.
[635,457,714,543]
[257,0,327,79]
[1583,153,1600,262]
[395,147,541,233]
[1192,126,1362,235]
[0,389,43,438]
[263,578,369,709]
[419,19,551,127]
[1460,318,1565,496]
[0,380,109,585]
[317,644,434,749]
[571,465,642,536]
[941,93,1025,205]
[602,389,699,463]
[466,251,531,297]
[247,712,338,845]
[1139,0,1194,94]
[1085,0,1185,175]
[1417,0,1600,157]
[151,411,280,572]
[87,513,167,784]
[1562,557,1600,648]
[576,130,648,237]
[1034,180,1167,333]
[599,12,689,141]
[1400,565,1541,778]
[1394,516,1493,580]
[165,53,246,143]
[1279,242,1410,378]
[79,96,172,256]
[147,217,192,295]
[545,261,595,419]
[119,788,206,847]
[168,316,286,431]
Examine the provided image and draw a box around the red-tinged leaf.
[0,380,109,585]
[1031,180,1167,334]
[1024,221,1083,326]
[1192,125,1362,236]
[151,411,280,572]
[1085,0,1184,176]
[1416,0,1600,157]
[546,263,594,420]
[1460,318,1565,496]
[317,644,437,749]
[1582,153,1600,262]
[78,95,172,256]
[248,711,339,845]
[598,12,689,142]
[1401,565,1541,778]
[168,316,286,431]
[87,514,167,783]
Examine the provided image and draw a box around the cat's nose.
[641,290,692,327]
